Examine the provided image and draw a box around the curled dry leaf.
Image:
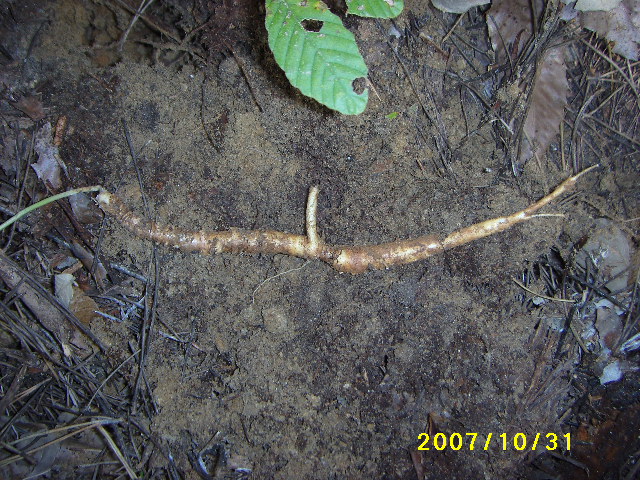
[54,272,99,325]
[70,287,99,325]
[595,304,623,351]
[431,0,490,14]
[579,0,640,60]
[32,123,62,189]
[576,218,632,292]
[487,0,569,167]
[10,94,46,121]
[54,273,74,308]
[69,192,103,224]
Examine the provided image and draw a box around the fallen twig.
[0,252,106,351]
[95,166,597,274]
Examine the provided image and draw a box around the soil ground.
[1,1,639,479]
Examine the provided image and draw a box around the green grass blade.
[346,0,404,18]
[265,0,369,115]
[0,186,102,232]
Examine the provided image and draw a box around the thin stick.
[118,0,156,52]
[441,14,464,45]
[96,166,597,274]
[97,425,138,479]
[512,278,575,303]
[252,261,309,304]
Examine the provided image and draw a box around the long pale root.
[96,166,596,274]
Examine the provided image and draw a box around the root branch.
[96,166,596,274]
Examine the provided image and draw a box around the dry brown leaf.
[69,192,103,224]
[487,0,544,62]
[10,94,46,121]
[520,47,569,164]
[576,218,632,292]
[580,0,640,60]
[487,0,569,167]
[431,0,490,14]
[70,287,99,325]
[54,273,99,325]
[54,273,74,308]
[32,123,62,189]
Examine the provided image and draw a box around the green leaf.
[346,0,404,18]
[265,0,368,115]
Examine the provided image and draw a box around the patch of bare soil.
[1,0,638,479]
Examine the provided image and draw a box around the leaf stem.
[0,186,103,233]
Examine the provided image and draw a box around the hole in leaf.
[352,77,367,95]
[301,19,323,32]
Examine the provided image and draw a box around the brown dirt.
[1,0,638,478]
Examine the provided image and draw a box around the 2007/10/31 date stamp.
[417,432,571,452]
